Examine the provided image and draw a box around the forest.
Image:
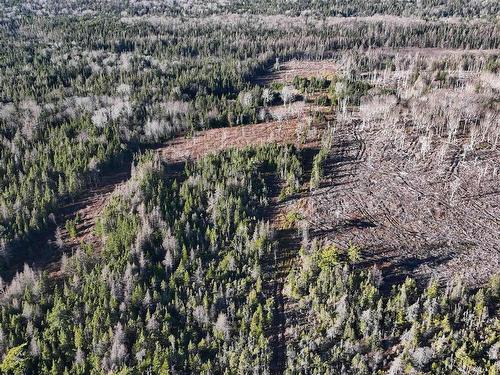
[0,0,499,374]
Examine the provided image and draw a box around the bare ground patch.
[255,59,338,85]
[253,58,500,289]
[160,118,306,162]
[254,48,499,86]
[304,117,500,288]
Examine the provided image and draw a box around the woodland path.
[265,143,323,374]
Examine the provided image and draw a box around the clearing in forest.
[255,55,500,289]
[15,116,320,280]
[255,59,338,85]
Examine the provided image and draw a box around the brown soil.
[5,56,497,373]
[45,169,132,278]
[303,117,500,288]
[254,59,338,85]
[255,58,500,289]
[160,118,304,162]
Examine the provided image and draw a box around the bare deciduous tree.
[281,85,296,106]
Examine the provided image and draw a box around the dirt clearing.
[302,116,500,288]
[255,60,338,85]
[160,118,305,161]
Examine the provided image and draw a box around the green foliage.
[330,77,373,106]
[485,56,500,73]
[347,243,361,263]
[0,144,302,373]
[282,210,303,229]
[317,244,339,270]
[0,141,498,374]
[0,343,28,375]
[0,3,498,374]
[284,240,499,373]
[64,219,77,239]
[293,76,331,94]
[310,127,334,190]
[1,1,497,270]
[315,94,331,106]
